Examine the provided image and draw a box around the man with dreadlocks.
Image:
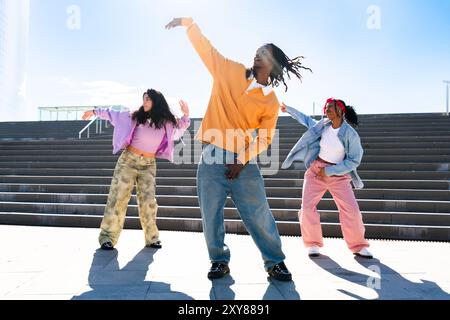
[166,17,310,281]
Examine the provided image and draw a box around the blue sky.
[23,0,450,119]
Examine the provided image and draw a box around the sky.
[11,0,450,120]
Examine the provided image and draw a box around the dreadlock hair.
[132,89,177,129]
[246,44,312,92]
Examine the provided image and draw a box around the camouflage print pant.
[99,150,159,247]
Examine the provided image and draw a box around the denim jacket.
[281,106,364,189]
[94,108,190,163]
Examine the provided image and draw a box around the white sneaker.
[354,248,373,259]
[308,246,321,257]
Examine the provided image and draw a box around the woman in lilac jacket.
[82,89,190,250]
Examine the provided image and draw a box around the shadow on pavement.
[73,248,194,300]
[311,254,450,300]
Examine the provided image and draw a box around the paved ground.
[0,225,449,300]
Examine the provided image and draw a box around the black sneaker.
[100,241,114,251]
[207,263,230,280]
[146,241,162,249]
[268,262,292,282]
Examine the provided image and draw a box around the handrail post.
[444,80,450,115]
[78,105,120,139]
[79,116,98,139]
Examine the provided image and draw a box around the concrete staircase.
[1,113,449,241]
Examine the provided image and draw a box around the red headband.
[324,98,346,115]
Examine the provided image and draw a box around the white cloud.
[57,77,76,88]
[27,76,206,120]
[54,78,186,114]
[52,78,143,109]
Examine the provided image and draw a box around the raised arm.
[165,17,228,77]
[82,108,126,127]
[281,103,318,129]
[172,100,191,141]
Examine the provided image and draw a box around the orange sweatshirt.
[186,23,280,164]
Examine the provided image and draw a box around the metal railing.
[39,105,126,121]
[444,80,450,115]
[77,106,128,139]
[79,117,110,139]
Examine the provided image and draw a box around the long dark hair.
[247,44,312,92]
[132,89,177,129]
[336,99,359,128]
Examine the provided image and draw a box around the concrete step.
[0,155,449,172]
[286,117,450,123]
[1,183,449,201]
[4,145,450,156]
[4,115,445,126]
[5,120,450,129]
[1,161,450,172]
[279,131,450,137]
[288,163,450,172]
[1,211,448,241]
[3,128,450,136]
[0,177,448,190]
[3,141,450,150]
[88,124,450,130]
[1,161,449,172]
[1,201,449,227]
[1,154,450,165]
[0,128,87,133]
[4,127,450,137]
[0,168,448,180]
[3,135,450,145]
[1,192,450,213]
[281,125,450,130]
[3,148,450,156]
[2,113,450,242]
[91,131,450,139]
[2,122,449,132]
[296,124,450,130]
[81,135,450,142]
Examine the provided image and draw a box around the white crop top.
[318,125,345,164]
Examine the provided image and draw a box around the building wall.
[0,0,30,122]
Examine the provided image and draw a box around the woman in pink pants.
[281,99,373,259]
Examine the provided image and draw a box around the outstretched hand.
[82,110,95,121]
[179,100,190,117]
[165,17,193,30]
[280,103,288,113]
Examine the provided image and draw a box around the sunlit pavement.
[1,225,449,300]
